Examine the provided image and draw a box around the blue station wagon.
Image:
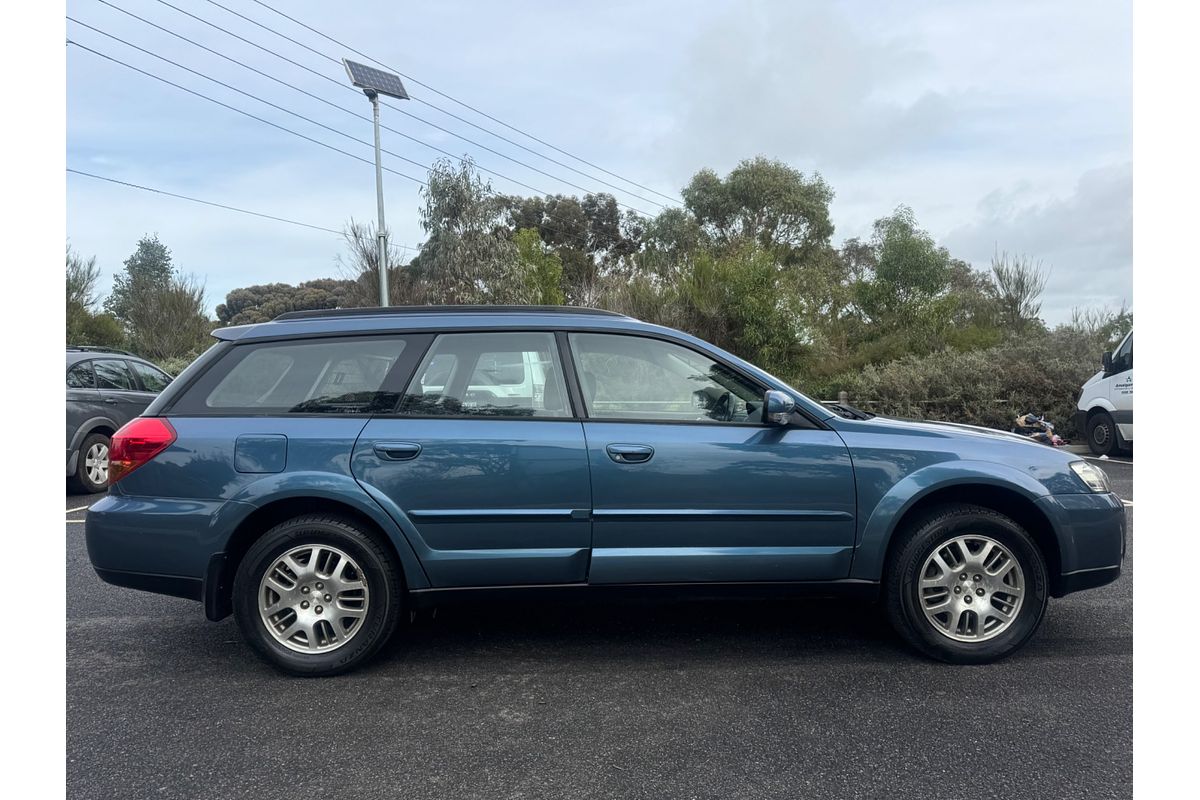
[86,306,1126,675]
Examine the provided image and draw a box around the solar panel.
[343,59,410,100]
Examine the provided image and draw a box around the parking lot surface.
[66,459,1132,799]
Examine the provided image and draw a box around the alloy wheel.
[258,544,370,653]
[918,535,1024,642]
[85,442,109,486]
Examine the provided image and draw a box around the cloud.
[942,162,1132,323]
[661,1,953,173]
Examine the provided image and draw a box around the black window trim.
[154,324,828,428]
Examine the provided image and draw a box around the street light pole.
[342,59,411,308]
[367,89,388,307]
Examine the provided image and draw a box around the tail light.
[108,417,176,484]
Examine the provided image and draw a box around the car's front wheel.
[1087,411,1119,456]
[885,503,1048,664]
[232,514,404,676]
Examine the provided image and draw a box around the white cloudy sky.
[66,0,1131,323]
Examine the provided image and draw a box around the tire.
[68,432,111,494]
[884,503,1049,664]
[1087,411,1119,457]
[232,514,404,677]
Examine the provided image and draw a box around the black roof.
[273,305,626,322]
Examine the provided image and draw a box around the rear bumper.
[92,567,201,600]
[85,493,252,610]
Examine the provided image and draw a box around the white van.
[1075,329,1132,456]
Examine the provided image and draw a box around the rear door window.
[199,337,411,414]
[400,332,569,418]
[94,359,136,391]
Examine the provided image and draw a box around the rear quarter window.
[171,336,421,415]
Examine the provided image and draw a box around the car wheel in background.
[1087,411,1119,457]
[232,514,404,677]
[68,432,111,494]
[885,503,1048,664]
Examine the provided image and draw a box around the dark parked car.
[86,306,1125,675]
[66,346,173,493]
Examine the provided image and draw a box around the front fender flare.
[849,460,1051,581]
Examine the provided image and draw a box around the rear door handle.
[373,441,422,461]
[606,444,654,464]
[103,397,118,404]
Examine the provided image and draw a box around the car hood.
[847,414,1049,448]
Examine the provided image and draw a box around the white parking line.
[1122,500,1133,507]
[67,520,85,524]
[1082,455,1133,466]
[66,505,90,514]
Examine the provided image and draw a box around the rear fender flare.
[69,415,120,452]
[224,471,431,589]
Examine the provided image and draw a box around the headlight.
[1070,461,1111,493]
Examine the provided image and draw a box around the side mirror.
[1102,351,1113,373]
[764,390,795,425]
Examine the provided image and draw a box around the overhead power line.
[196,0,678,210]
[67,30,614,252]
[67,168,342,235]
[67,25,627,252]
[135,0,659,215]
[243,0,682,207]
[66,39,427,187]
[71,14,597,202]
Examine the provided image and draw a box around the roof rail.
[272,305,627,322]
[66,345,137,356]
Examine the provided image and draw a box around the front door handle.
[606,444,654,464]
[373,441,422,461]
[103,397,118,404]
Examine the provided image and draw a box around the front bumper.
[1036,491,1126,597]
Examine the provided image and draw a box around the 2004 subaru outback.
[86,306,1125,675]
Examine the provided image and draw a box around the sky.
[65,0,1131,324]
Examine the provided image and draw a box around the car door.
[352,331,593,588]
[92,358,148,426]
[567,332,857,585]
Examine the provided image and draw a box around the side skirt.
[406,579,879,609]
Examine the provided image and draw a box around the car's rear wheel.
[68,432,110,494]
[232,514,404,676]
[1087,411,1119,456]
[884,503,1048,664]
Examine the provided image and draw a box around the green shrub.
[814,327,1110,439]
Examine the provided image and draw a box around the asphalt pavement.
[66,458,1133,799]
